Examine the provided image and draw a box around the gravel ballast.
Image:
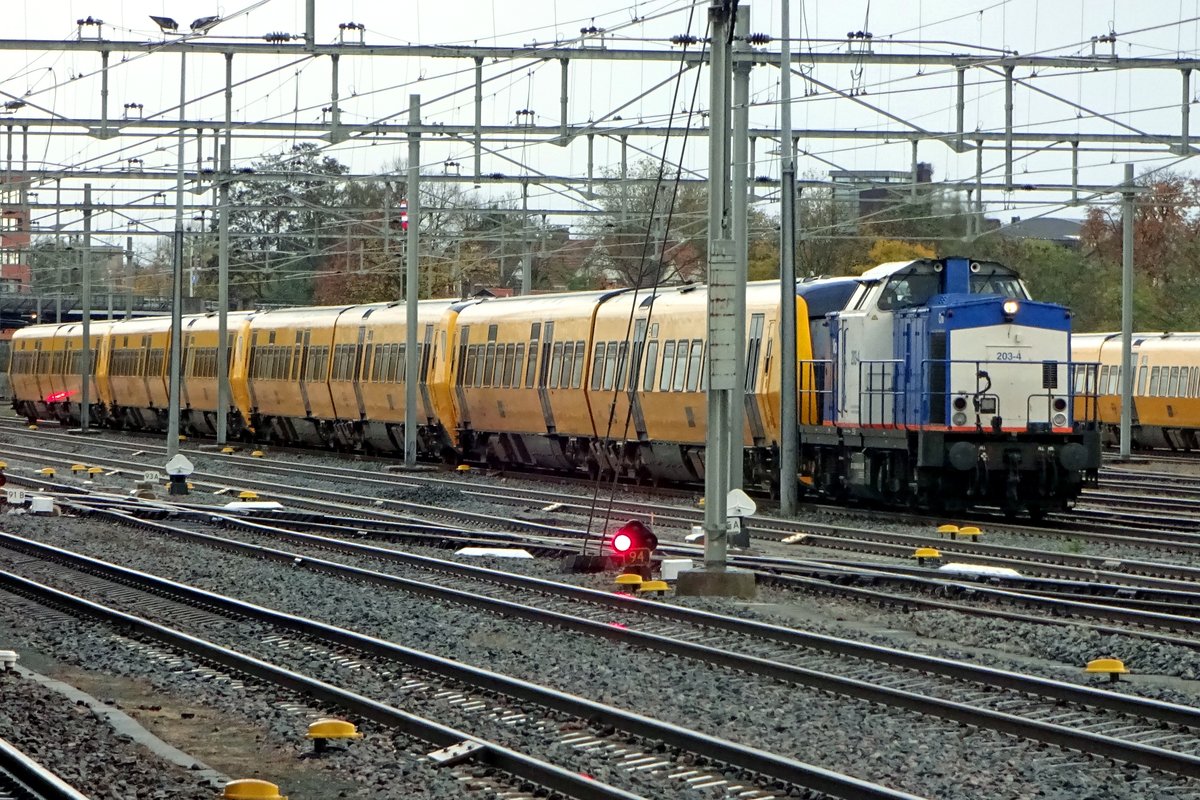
[4,512,1199,799]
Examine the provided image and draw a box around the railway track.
[16,516,1200,785]
[5,417,1197,542]
[14,438,1200,647]
[0,738,88,800]
[0,534,919,800]
[7,428,1200,584]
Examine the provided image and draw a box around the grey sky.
[2,0,1198,245]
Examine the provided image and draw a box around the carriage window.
[483,343,497,387]
[591,342,606,390]
[672,339,689,391]
[614,342,629,390]
[398,344,408,382]
[1170,366,1181,396]
[500,343,514,388]
[642,341,659,392]
[560,342,575,389]
[1137,365,1147,395]
[473,344,485,387]
[1192,367,1200,398]
[572,342,586,389]
[1149,366,1161,396]
[463,345,476,387]
[514,344,525,387]
[602,341,618,391]
[549,342,563,389]
[686,339,703,392]
[1098,365,1109,394]
[659,341,675,391]
[1107,366,1119,395]
[526,324,540,388]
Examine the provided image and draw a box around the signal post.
[677,0,756,599]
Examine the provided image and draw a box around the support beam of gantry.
[559,58,570,145]
[1004,65,1014,191]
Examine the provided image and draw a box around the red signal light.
[608,520,657,557]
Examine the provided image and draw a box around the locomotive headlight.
[1053,398,1067,411]
[1052,412,1068,427]
[953,396,968,411]
[1002,299,1020,319]
[952,412,968,426]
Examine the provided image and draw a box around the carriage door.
[629,318,649,441]
[537,321,557,433]
[297,329,312,417]
[744,313,767,444]
[352,326,368,419]
[419,323,435,422]
[454,326,471,428]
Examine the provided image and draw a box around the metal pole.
[1119,163,1135,460]
[125,235,133,319]
[730,4,750,489]
[54,179,62,323]
[559,58,570,144]
[404,94,421,467]
[304,0,315,49]
[955,67,965,153]
[1183,69,1192,153]
[521,182,531,295]
[80,184,92,432]
[217,145,231,445]
[167,52,186,459]
[99,51,109,135]
[217,52,233,445]
[778,0,799,516]
[1004,65,1014,190]
[473,58,483,183]
[702,0,735,569]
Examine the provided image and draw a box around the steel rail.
[0,737,90,800]
[8,525,1200,781]
[8,435,1200,590]
[0,570,646,800]
[10,423,1200,558]
[0,540,921,800]
[31,471,1200,649]
[22,517,1200,729]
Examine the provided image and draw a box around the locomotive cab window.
[877,273,939,311]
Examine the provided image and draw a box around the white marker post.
[164,453,193,496]
[726,488,756,548]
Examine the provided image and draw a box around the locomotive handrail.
[820,357,1101,432]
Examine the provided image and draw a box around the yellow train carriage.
[245,306,346,445]
[180,311,255,437]
[41,320,113,425]
[105,316,173,430]
[354,299,454,456]
[450,291,616,471]
[10,323,68,422]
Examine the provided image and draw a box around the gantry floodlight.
[149,15,179,32]
[190,15,222,34]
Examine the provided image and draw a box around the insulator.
[670,34,700,46]
[746,33,771,45]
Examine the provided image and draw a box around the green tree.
[216,142,349,305]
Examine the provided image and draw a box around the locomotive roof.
[857,258,1018,283]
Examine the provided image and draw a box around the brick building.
[0,176,29,294]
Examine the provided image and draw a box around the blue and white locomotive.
[801,257,1100,517]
